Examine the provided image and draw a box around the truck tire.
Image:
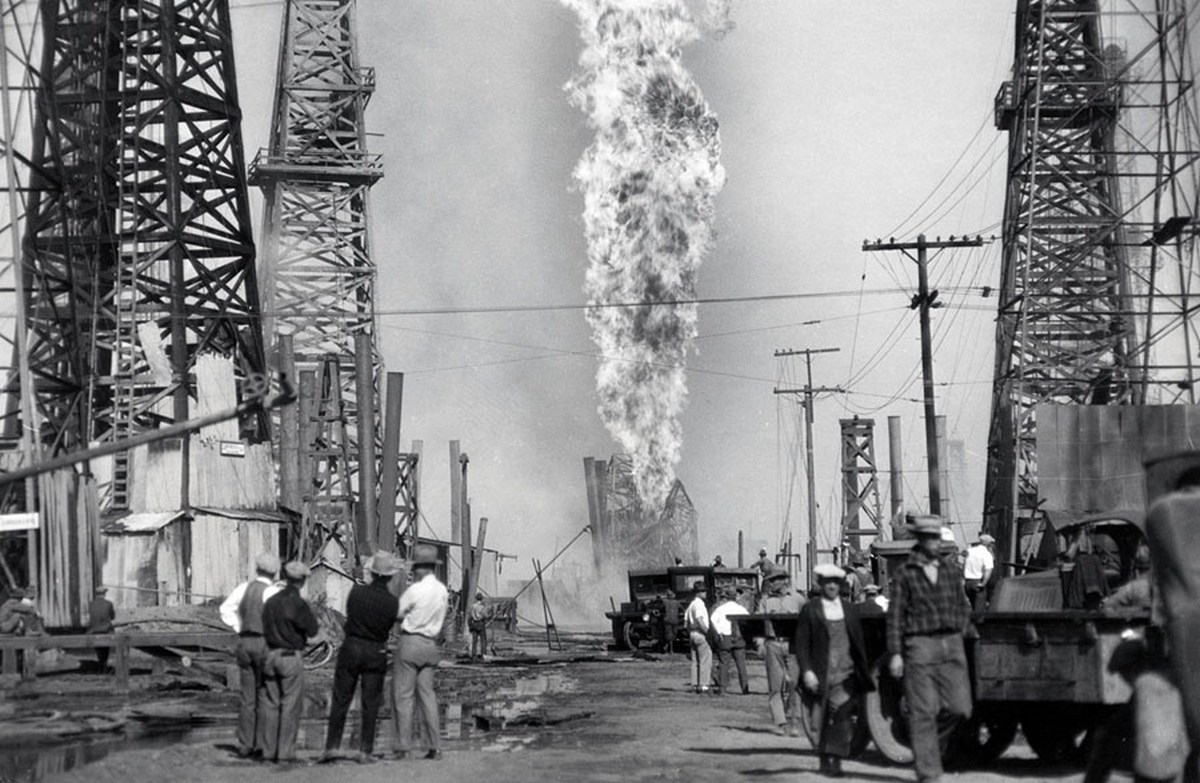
[864,654,913,763]
[1021,713,1088,765]
[951,713,1018,766]
[622,621,638,651]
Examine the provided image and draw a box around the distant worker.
[86,586,116,672]
[861,583,888,615]
[887,514,972,783]
[797,564,873,779]
[0,586,39,635]
[752,547,774,575]
[1102,545,1152,614]
[684,581,712,693]
[1143,450,1200,759]
[712,554,725,570]
[261,561,319,764]
[219,552,282,760]
[710,587,750,695]
[468,590,492,660]
[963,534,996,611]
[843,552,871,604]
[392,544,449,760]
[322,551,401,764]
[755,565,805,736]
[658,590,681,654]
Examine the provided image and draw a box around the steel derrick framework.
[3,0,267,477]
[985,0,1200,551]
[250,0,382,535]
[598,454,698,570]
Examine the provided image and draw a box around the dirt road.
[2,635,1116,783]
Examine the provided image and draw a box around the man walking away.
[86,587,116,672]
[219,552,281,759]
[468,591,491,660]
[392,543,449,760]
[963,534,995,611]
[684,581,712,693]
[659,590,680,653]
[798,564,874,778]
[756,564,805,735]
[711,587,750,694]
[886,514,972,783]
[261,561,319,764]
[321,552,401,764]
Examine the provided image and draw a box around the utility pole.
[862,234,982,516]
[774,347,843,586]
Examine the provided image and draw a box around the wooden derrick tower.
[250,0,384,559]
[985,0,1200,562]
[839,417,881,549]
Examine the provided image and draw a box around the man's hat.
[940,527,956,543]
[906,514,944,537]
[759,547,768,556]
[978,534,996,545]
[763,565,789,582]
[864,584,881,595]
[475,590,484,599]
[411,543,441,566]
[719,586,737,600]
[849,551,868,566]
[95,586,108,595]
[692,580,706,593]
[1144,449,1200,504]
[283,561,310,580]
[367,551,401,577]
[814,563,846,581]
[255,552,281,575]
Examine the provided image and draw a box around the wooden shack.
[100,510,189,609]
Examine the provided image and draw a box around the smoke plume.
[563,0,728,511]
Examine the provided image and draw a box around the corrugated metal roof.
[102,510,189,534]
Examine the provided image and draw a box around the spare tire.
[864,654,913,763]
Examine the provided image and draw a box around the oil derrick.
[839,417,881,547]
[985,0,1200,559]
[5,0,266,504]
[250,0,383,558]
[583,454,698,571]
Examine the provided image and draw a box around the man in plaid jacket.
[886,514,972,783]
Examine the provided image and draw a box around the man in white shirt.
[710,588,750,694]
[963,534,996,611]
[392,544,449,760]
[219,552,282,759]
[683,581,712,693]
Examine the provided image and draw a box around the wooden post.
[114,636,130,690]
[737,530,744,568]
[20,639,34,681]
[449,441,462,582]
[888,416,904,534]
[936,415,950,525]
[377,372,404,553]
[353,332,378,554]
[583,458,602,572]
[297,371,317,560]
[410,439,423,548]
[460,454,471,618]
[279,334,300,514]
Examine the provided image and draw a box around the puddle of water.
[0,669,580,780]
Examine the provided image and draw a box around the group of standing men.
[219,543,449,764]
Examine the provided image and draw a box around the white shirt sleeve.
[219,581,247,633]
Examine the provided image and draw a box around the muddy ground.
[0,631,1122,783]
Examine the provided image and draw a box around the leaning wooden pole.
[376,372,404,553]
[354,333,378,553]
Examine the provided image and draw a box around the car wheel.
[864,654,913,763]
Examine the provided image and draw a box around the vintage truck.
[606,565,759,651]
[736,518,1150,768]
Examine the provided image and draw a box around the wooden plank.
[114,636,129,690]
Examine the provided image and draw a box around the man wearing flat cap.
[797,564,872,778]
[963,534,996,611]
[219,551,283,759]
[392,543,449,760]
[261,561,319,763]
[322,552,402,763]
[886,514,972,783]
[755,565,805,735]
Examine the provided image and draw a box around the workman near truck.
[219,552,282,759]
[684,580,713,693]
[321,551,401,764]
[261,561,320,764]
[1143,450,1200,774]
[710,587,750,694]
[886,514,972,783]
[962,534,995,611]
[797,563,873,779]
[755,564,805,735]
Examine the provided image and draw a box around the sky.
[226,0,1020,578]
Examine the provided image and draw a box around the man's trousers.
[234,634,269,754]
[764,639,799,726]
[262,648,306,762]
[716,634,749,692]
[392,632,441,753]
[902,633,972,781]
[689,631,712,690]
[324,636,388,755]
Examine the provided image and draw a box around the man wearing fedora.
[963,533,996,611]
[755,564,805,735]
[261,561,320,764]
[392,543,449,760]
[219,552,283,759]
[798,563,873,778]
[887,514,972,783]
[684,580,713,693]
[321,551,402,763]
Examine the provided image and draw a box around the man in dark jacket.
[886,514,972,783]
[261,561,319,763]
[797,563,873,778]
[86,587,116,672]
[321,552,401,763]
